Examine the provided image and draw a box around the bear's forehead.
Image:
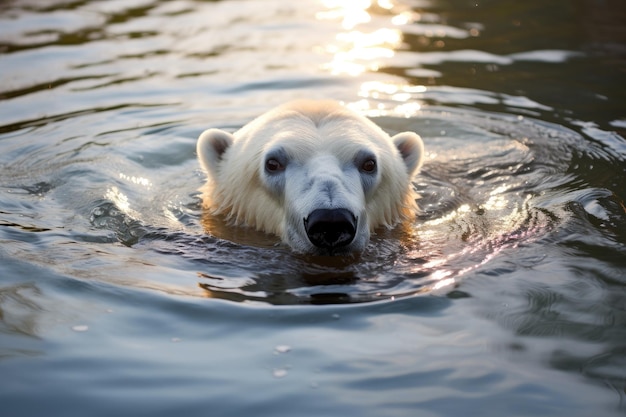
[252,112,389,156]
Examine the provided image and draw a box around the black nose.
[304,208,357,249]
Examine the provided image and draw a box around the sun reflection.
[104,186,141,219]
[322,28,401,76]
[317,0,372,30]
[483,193,508,211]
[391,11,417,26]
[432,277,455,291]
[425,204,472,227]
[360,81,427,96]
[317,0,403,76]
[101,173,152,219]
[119,172,152,188]
[317,0,430,117]
[347,82,427,116]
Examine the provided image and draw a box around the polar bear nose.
[304,208,357,249]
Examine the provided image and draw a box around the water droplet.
[331,313,340,320]
[273,368,288,378]
[72,325,89,332]
[274,345,291,354]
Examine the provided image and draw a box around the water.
[1,0,625,415]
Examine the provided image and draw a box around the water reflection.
[1,1,625,414]
[318,0,404,76]
[0,0,593,306]
[316,0,435,117]
[75,0,585,304]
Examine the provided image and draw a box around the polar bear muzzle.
[304,208,357,250]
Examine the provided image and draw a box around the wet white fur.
[197,100,424,253]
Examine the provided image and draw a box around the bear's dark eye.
[361,159,376,173]
[265,158,284,173]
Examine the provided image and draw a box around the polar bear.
[197,100,424,255]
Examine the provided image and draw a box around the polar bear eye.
[361,159,376,173]
[265,158,284,173]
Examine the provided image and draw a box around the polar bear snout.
[304,208,357,250]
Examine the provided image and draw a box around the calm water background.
[1,0,625,416]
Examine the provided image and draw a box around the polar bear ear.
[392,131,424,177]
[197,128,234,179]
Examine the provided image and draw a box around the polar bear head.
[197,100,424,255]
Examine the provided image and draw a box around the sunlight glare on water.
[318,0,405,76]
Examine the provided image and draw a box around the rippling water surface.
[1,0,625,416]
